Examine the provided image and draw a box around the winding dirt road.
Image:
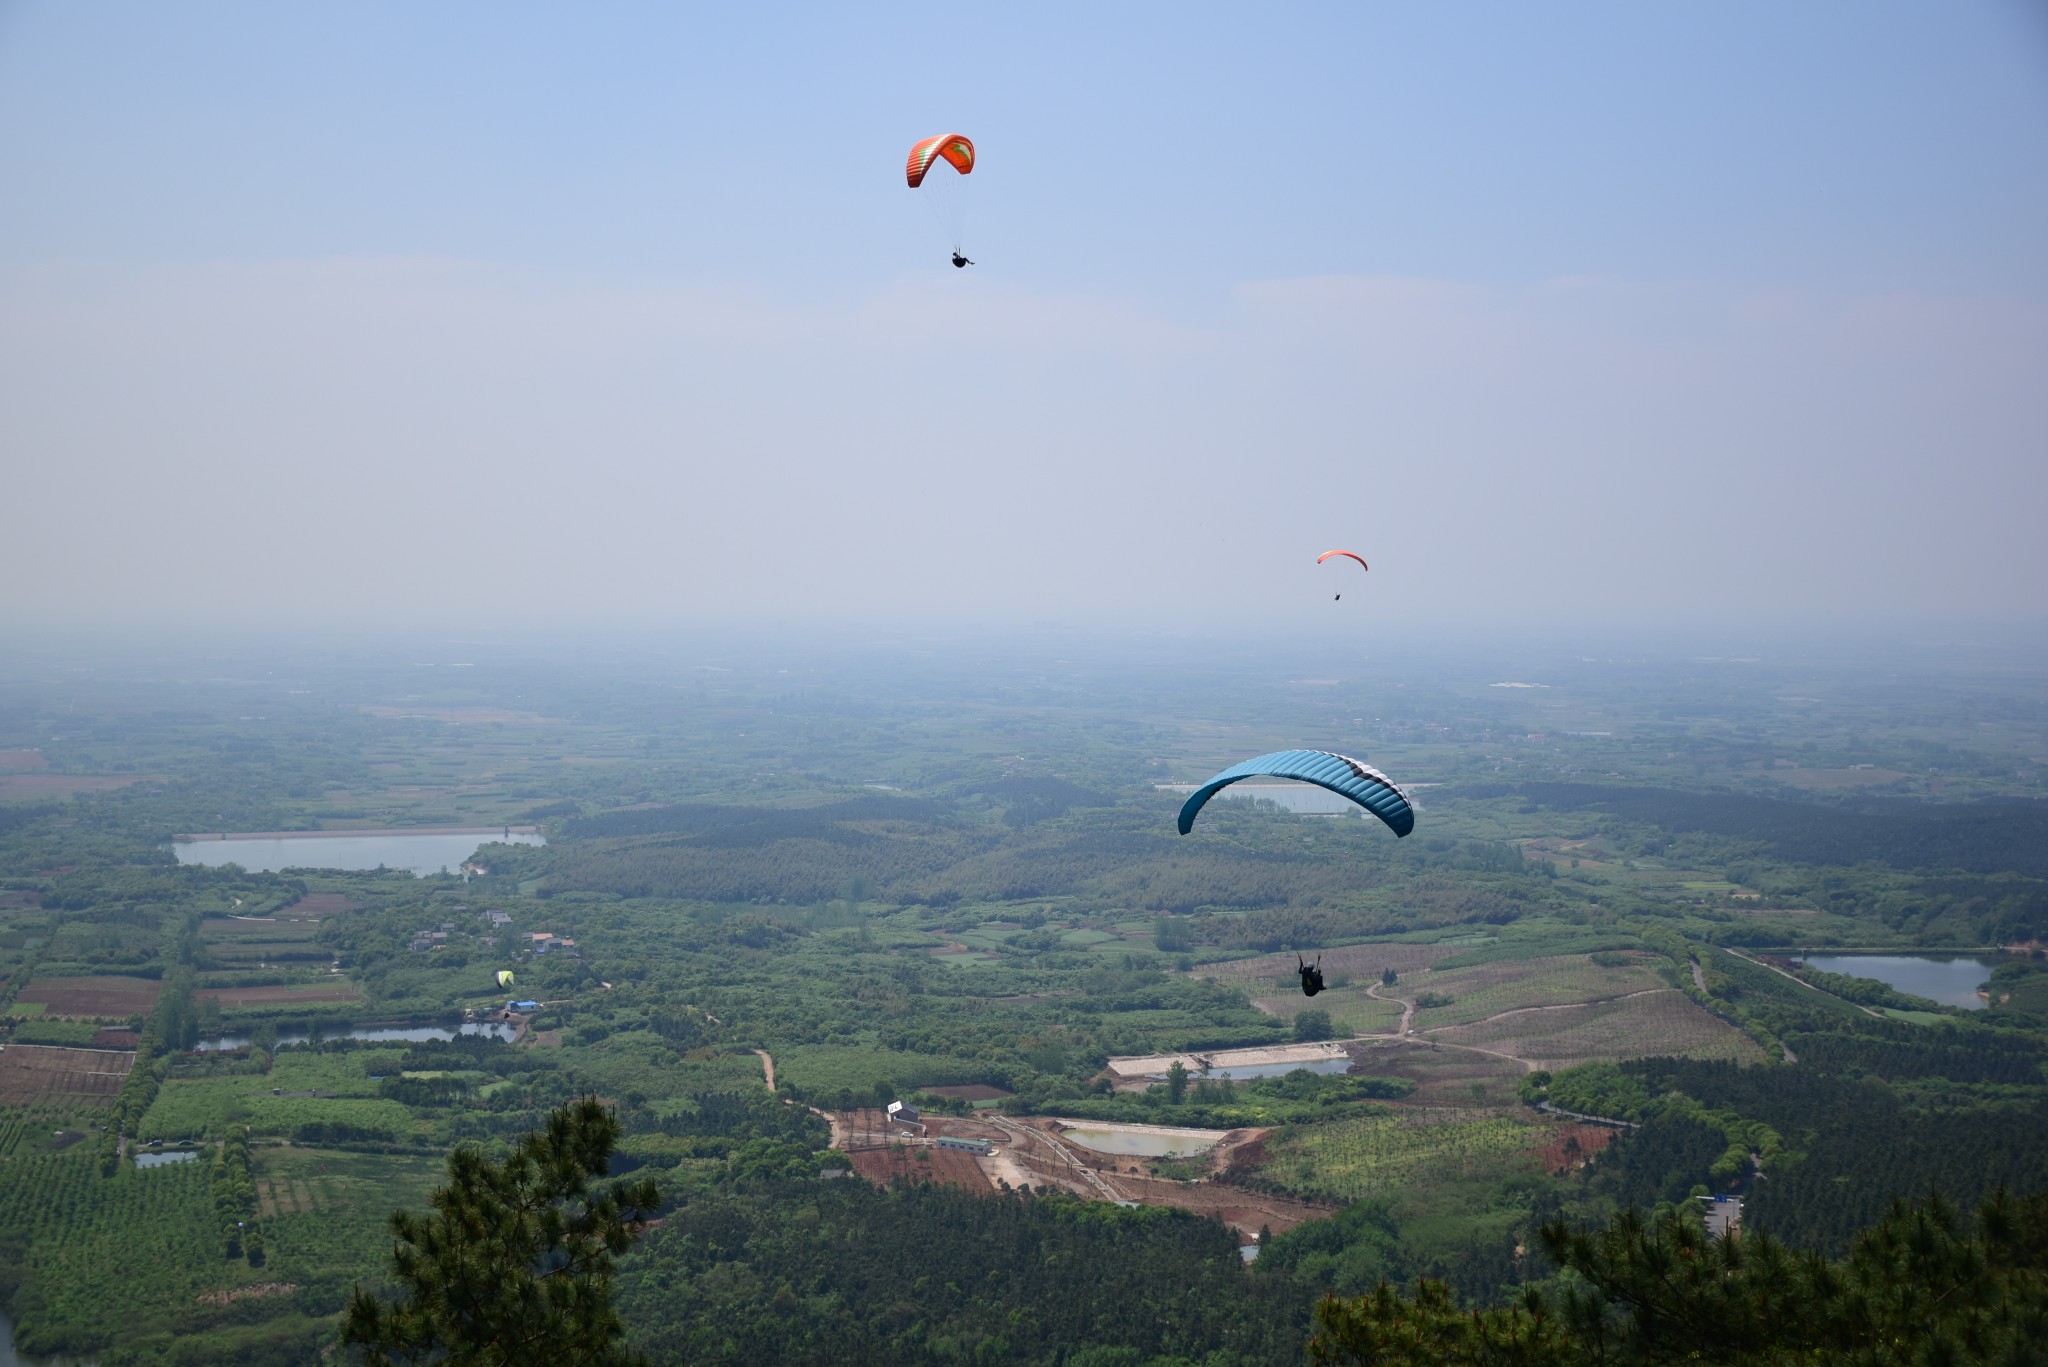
[1365,981,1415,1035]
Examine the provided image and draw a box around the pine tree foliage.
[340,1098,662,1367]
[1308,1189,2048,1366]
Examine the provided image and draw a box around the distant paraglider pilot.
[952,252,974,268]
[1298,955,1325,997]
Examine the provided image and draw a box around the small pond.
[174,829,542,877]
[1797,955,1999,1010]
[194,1022,518,1052]
[1060,1126,1223,1158]
[1202,1059,1351,1081]
[133,1150,200,1169]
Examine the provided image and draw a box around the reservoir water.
[133,1150,200,1168]
[1798,955,1999,1010]
[174,829,542,877]
[194,1022,518,1052]
[1059,1126,1223,1158]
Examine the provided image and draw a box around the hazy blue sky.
[3,3,2044,632]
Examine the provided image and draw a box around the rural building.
[507,999,540,1013]
[935,1136,992,1155]
[886,1100,920,1126]
[482,910,512,927]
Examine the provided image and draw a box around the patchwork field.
[1341,1039,1529,1108]
[15,975,162,1018]
[1200,941,1467,994]
[0,1045,136,1104]
[1429,989,1767,1069]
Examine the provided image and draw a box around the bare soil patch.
[1535,1124,1616,1174]
[17,975,162,1018]
[847,1143,995,1193]
[0,1044,135,1103]
[0,750,49,772]
[921,1084,1013,1102]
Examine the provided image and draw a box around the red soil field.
[0,750,49,772]
[0,1045,135,1103]
[847,1143,994,1194]
[193,984,363,1007]
[920,1084,1013,1102]
[16,976,162,1018]
[1535,1124,1616,1174]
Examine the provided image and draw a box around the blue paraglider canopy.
[1177,749,1415,838]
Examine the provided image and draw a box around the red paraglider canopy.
[907,134,975,188]
[1316,550,1369,571]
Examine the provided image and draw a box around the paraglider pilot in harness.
[1298,955,1325,997]
[952,252,974,268]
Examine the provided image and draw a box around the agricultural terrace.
[1429,990,1768,1069]
[1341,1039,1530,1109]
[1256,1107,1542,1205]
[0,1045,135,1105]
[1198,941,1468,994]
[14,975,161,1018]
[1403,953,1673,1030]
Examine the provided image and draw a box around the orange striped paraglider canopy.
[1316,550,1369,572]
[907,134,975,187]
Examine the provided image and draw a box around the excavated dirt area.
[830,1107,1332,1239]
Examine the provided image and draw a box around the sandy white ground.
[1105,1040,1351,1078]
[1047,1117,1233,1142]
